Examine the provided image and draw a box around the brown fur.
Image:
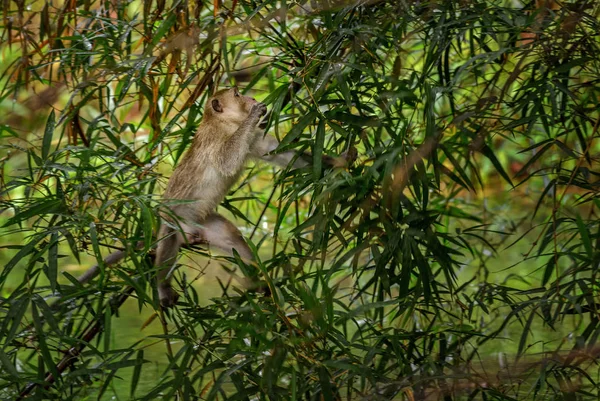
[155,88,305,306]
[70,90,351,307]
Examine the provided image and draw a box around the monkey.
[69,87,354,308]
[155,86,359,306]
[155,87,312,307]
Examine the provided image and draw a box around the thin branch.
[17,286,135,400]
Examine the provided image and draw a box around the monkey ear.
[212,99,223,113]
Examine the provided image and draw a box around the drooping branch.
[17,286,135,400]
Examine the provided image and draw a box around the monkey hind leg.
[155,225,184,307]
[197,213,270,294]
[198,214,254,260]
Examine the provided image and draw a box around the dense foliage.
[1,0,600,399]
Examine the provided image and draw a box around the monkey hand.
[251,102,268,118]
[158,282,179,308]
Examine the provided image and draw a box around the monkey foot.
[158,284,180,308]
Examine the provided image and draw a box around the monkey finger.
[252,102,267,116]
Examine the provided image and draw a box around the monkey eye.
[233,88,240,97]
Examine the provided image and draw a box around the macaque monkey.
[155,87,308,307]
[71,87,351,308]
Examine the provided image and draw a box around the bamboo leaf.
[0,349,19,378]
[479,144,513,186]
[576,214,593,258]
[130,350,145,397]
[31,302,60,381]
[281,111,319,146]
[313,118,325,179]
[47,232,59,292]
[42,110,56,161]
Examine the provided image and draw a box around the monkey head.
[206,87,260,125]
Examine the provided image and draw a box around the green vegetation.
[1,0,600,399]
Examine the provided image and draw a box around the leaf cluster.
[1,0,600,400]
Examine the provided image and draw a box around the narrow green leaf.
[576,214,593,258]
[130,350,145,397]
[542,256,556,287]
[104,307,112,352]
[318,366,335,401]
[554,57,593,73]
[313,119,325,179]
[48,232,59,292]
[138,200,154,249]
[532,178,556,219]
[150,14,176,47]
[479,144,513,186]
[98,370,117,399]
[554,140,577,158]
[335,68,352,108]
[518,309,536,358]
[281,111,318,146]
[35,296,60,336]
[62,229,80,263]
[89,222,105,282]
[517,138,554,154]
[31,303,60,381]
[2,239,39,278]
[4,298,29,346]
[324,111,379,127]
[42,110,56,161]
[440,144,474,190]
[3,199,62,228]
[515,142,553,178]
[0,349,19,378]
